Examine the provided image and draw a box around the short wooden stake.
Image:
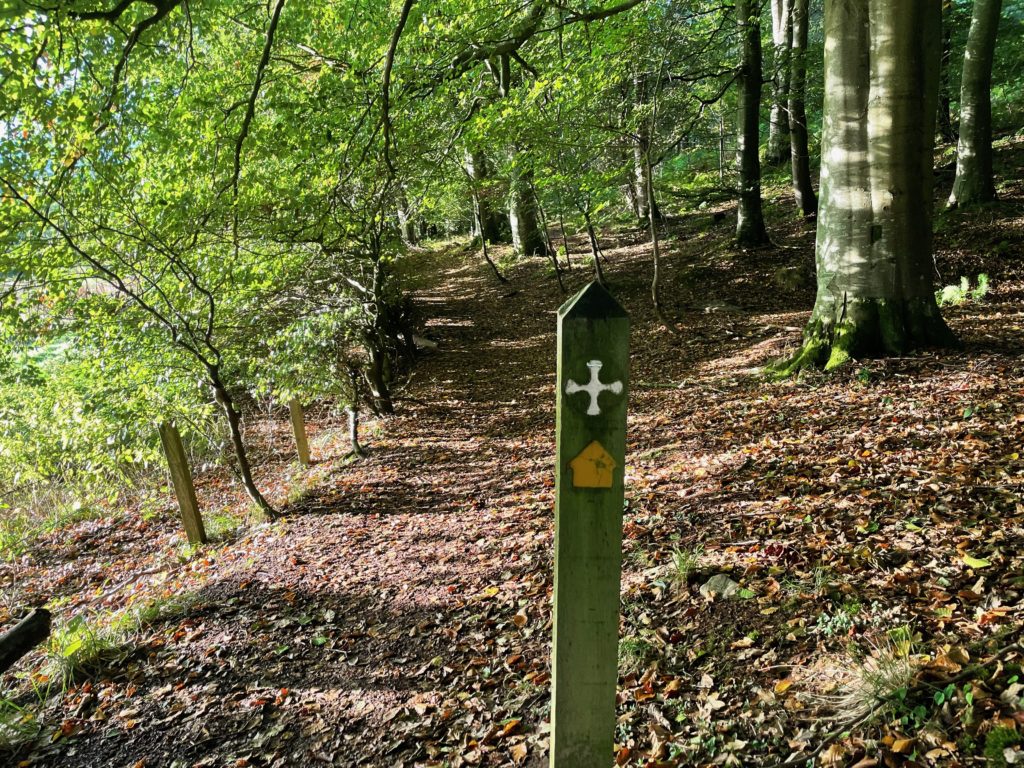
[159,421,207,545]
[0,608,51,673]
[550,281,629,766]
[289,399,311,466]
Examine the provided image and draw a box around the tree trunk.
[937,2,958,143]
[765,0,794,165]
[396,191,418,245]
[948,0,1002,208]
[346,406,366,458]
[465,150,507,244]
[779,0,957,374]
[509,161,547,257]
[363,257,397,416]
[633,132,662,223]
[363,341,395,415]
[632,77,662,223]
[788,0,817,217]
[476,199,509,284]
[581,209,607,285]
[208,367,278,520]
[735,0,771,246]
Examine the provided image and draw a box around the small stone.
[702,301,743,315]
[699,574,740,600]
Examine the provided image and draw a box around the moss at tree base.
[771,296,960,377]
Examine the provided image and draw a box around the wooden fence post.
[550,281,629,766]
[289,399,311,467]
[159,422,207,545]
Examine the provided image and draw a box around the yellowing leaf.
[774,678,794,694]
[891,737,916,754]
[962,554,991,569]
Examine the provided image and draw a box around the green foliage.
[0,498,104,563]
[936,274,990,306]
[45,615,128,689]
[0,695,42,754]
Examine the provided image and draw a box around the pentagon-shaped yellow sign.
[569,440,617,488]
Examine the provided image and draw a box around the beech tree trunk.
[633,129,661,223]
[632,77,661,222]
[396,190,418,245]
[948,0,1002,208]
[509,159,547,257]
[788,0,817,217]
[735,0,770,246]
[779,0,956,373]
[465,150,507,244]
[765,0,794,165]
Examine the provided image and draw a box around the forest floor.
[3,138,1024,768]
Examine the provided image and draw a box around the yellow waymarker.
[569,441,617,488]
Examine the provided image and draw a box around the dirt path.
[19,251,579,767]
[8,139,1024,767]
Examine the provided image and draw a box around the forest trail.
[8,139,1024,767]
[19,245,587,767]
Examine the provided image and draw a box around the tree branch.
[230,0,286,200]
[382,0,417,174]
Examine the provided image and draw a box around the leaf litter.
[2,141,1024,766]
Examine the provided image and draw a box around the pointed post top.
[559,281,628,320]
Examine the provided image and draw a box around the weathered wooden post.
[288,399,312,466]
[550,281,629,766]
[158,422,207,545]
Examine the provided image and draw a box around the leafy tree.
[948,0,1003,208]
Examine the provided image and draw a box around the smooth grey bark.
[509,160,547,256]
[948,0,1002,207]
[765,0,794,165]
[465,150,507,244]
[780,0,956,373]
[633,129,661,222]
[735,0,770,246]
[788,0,817,217]
[345,367,367,458]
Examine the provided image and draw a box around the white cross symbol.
[565,360,622,416]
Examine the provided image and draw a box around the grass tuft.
[668,544,704,593]
[801,628,918,722]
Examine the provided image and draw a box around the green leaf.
[962,554,991,569]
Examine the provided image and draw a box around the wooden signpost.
[289,399,312,466]
[158,421,207,545]
[550,281,629,767]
